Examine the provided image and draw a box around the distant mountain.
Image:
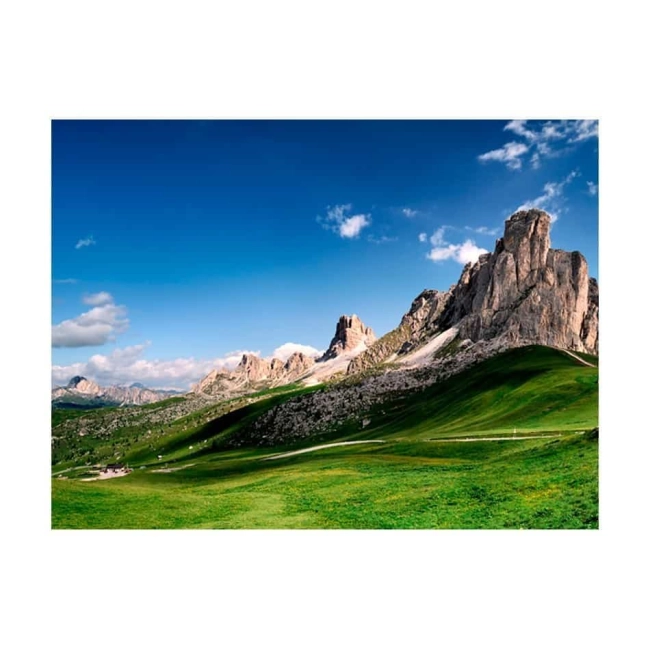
[52,377,178,408]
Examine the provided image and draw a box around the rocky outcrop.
[348,209,598,375]
[194,351,317,397]
[285,351,316,376]
[318,315,376,362]
[441,210,598,353]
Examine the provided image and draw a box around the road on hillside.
[260,440,386,461]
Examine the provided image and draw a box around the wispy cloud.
[402,208,418,218]
[421,225,488,265]
[465,226,500,236]
[429,226,448,247]
[52,294,129,348]
[368,234,397,244]
[53,278,78,284]
[82,291,113,306]
[318,204,371,239]
[75,235,96,249]
[478,141,529,170]
[517,169,580,223]
[478,120,599,170]
[587,181,598,196]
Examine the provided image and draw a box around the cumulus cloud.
[52,344,261,390]
[52,295,129,347]
[319,204,372,239]
[402,208,418,218]
[422,225,487,265]
[75,235,96,249]
[587,181,598,196]
[427,240,488,265]
[271,342,324,361]
[517,169,579,223]
[479,120,599,170]
[418,232,427,243]
[340,214,370,238]
[478,141,529,170]
[82,291,113,306]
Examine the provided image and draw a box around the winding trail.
[261,440,386,461]
[424,432,584,443]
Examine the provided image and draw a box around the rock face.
[319,315,376,362]
[349,209,598,374]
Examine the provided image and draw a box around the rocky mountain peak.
[348,208,598,375]
[319,314,376,362]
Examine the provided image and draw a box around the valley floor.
[52,433,597,529]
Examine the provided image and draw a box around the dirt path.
[424,432,584,443]
[261,440,386,461]
[558,348,597,368]
[151,463,196,473]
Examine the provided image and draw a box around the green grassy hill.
[51,346,598,529]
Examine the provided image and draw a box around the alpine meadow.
[51,120,599,529]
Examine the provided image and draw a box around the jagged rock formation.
[349,209,598,374]
[51,376,177,407]
[318,315,376,362]
[193,351,316,397]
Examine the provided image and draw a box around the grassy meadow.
[51,346,598,529]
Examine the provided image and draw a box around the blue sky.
[52,120,598,389]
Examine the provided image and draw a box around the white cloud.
[424,226,487,265]
[427,240,488,265]
[516,169,579,223]
[340,214,370,238]
[52,296,129,347]
[418,232,427,243]
[504,120,538,141]
[271,342,324,361]
[478,141,529,170]
[570,120,598,142]
[587,181,598,196]
[75,235,96,249]
[402,208,418,218]
[82,291,113,306]
[319,204,371,239]
[52,344,261,390]
[53,278,78,284]
[479,120,599,170]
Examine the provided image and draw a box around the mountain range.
[52,209,598,409]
